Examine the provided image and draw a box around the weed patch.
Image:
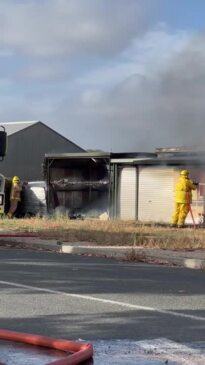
[0,217,204,250]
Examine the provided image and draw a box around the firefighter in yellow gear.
[171,170,198,228]
[7,176,22,218]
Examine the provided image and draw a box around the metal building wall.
[118,167,137,220]
[138,166,175,223]
[0,123,84,181]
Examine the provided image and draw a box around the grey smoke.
[65,32,205,152]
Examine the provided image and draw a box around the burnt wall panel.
[46,157,110,218]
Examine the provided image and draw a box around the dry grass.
[0,217,205,250]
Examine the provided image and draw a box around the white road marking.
[0,280,205,322]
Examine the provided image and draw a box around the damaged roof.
[156,145,205,154]
[45,151,156,159]
[133,153,205,166]
[44,148,205,166]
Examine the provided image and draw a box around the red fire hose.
[0,329,93,365]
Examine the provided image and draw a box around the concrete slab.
[90,339,205,364]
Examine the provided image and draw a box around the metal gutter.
[45,152,111,159]
[110,157,154,164]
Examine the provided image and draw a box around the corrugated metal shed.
[0,121,85,181]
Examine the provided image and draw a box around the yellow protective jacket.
[10,183,22,201]
[175,176,196,204]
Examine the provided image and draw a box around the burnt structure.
[43,152,155,219]
[43,153,110,218]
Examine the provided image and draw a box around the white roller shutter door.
[138,166,174,223]
[119,167,137,220]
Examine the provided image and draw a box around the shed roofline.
[37,122,85,152]
[0,121,38,125]
[2,121,39,137]
[3,121,85,151]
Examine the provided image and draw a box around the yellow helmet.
[180,170,189,177]
[12,176,20,183]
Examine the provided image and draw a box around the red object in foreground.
[0,329,93,365]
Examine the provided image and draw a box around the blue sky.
[0,0,205,151]
[162,0,205,30]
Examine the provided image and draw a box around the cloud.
[20,61,69,81]
[0,0,153,57]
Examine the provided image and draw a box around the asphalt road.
[0,247,204,345]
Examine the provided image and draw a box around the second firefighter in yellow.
[171,170,198,228]
[8,176,22,218]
